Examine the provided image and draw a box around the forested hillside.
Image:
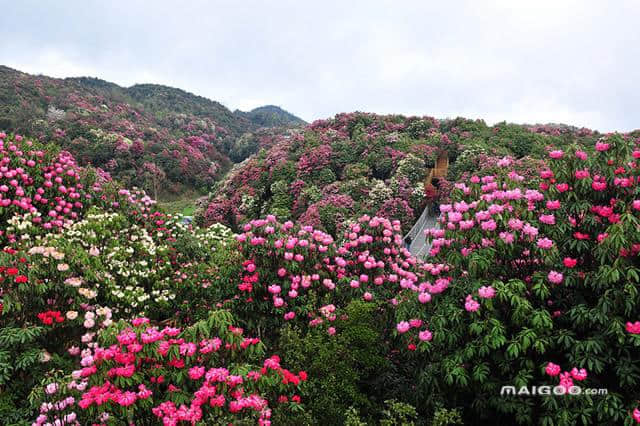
[0,66,303,198]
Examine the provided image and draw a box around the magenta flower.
[548,271,563,284]
[570,367,587,381]
[537,237,554,250]
[545,362,561,376]
[626,321,640,334]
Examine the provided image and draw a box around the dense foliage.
[234,105,307,129]
[2,115,640,425]
[199,112,600,235]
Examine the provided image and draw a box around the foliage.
[201,112,600,235]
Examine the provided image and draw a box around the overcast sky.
[1,0,639,131]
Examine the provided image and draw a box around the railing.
[403,205,430,245]
[403,204,439,258]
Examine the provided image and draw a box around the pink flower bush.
[51,315,306,425]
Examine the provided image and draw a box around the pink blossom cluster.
[0,133,85,233]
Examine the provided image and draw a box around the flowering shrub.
[227,213,437,343]
[200,112,599,234]
[0,133,86,240]
[4,114,640,425]
[33,311,307,425]
[397,134,640,424]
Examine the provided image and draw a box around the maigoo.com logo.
[500,385,608,396]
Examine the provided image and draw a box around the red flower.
[563,258,577,268]
[6,267,19,276]
[14,275,28,284]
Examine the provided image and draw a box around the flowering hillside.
[0,66,304,198]
[2,127,640,425]
[198,112,602,234]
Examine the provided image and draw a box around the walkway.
[404,205,439,259]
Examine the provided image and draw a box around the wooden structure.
[424,152,449,190]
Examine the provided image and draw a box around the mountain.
[0,66,301,198]
[235,105,306,128]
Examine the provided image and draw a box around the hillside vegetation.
[0,66,304,198]
[2,67,640,425]
[198,112,603,234]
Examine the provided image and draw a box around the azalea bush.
[32,311,308,425]
[199,112,599,234]
[5,126,640,425]
[397,134,640,424]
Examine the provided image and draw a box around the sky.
[1,0,639,132]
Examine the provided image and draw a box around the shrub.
[398,134,640,424]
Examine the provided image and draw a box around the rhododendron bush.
[227,213,436,345]
[395,134,640,424]
[4,127,640,425]
[198,113,602,235]
[34,311,306,425]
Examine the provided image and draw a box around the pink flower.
[478,286,495,299]
[539,214,555,225]
[327,327,336,336]
[499,231,514,244]
[464,295,480,312]
[409,319,422,328]
[537,237,554,250]
[45,383,59,395]
[575,169,590,179]
[508,218,523,230]
[268,285,281,294]
[626,321,640,334]
[545,362,561,376]
[132,317,149,327]
[563,257,577,268]
[117,391,137,407]
[570,367,587,381]
[546,200,561,210]
[595,141,610,151]
[396,321,410,334]
[633,408,640,423]
[548,271,564,284]
[575,150,588,160]
[418,330,433,342]
[189,366,205,380]
[418,292,431,303]
[549,150,564,159]
[522,223,538,238]
[480,220,497,231]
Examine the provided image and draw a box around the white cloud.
[0,0,639,131]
